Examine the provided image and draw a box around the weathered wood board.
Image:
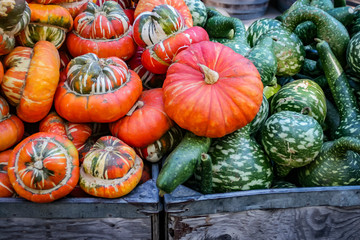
[0,217,154,240]
[166,206,360,240]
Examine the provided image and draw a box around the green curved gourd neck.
[316,40,360,121]
[205,15,246,42]
[328,137,360,157]
[277,0,310,22]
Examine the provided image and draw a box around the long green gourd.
[283,6,350,65]
[316,39,360,139]
[297,136,360,187]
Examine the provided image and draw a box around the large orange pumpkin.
[54,53,142,123]
[0,96,24,151]
[1,41,60,122]
[134,0,192,28]
[8,132,79,203]
[31,0,90,18]
[0,150,15,197]
[110,88,173,148]
[163,41,263,138]
[80,136,143,198]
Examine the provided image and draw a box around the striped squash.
[132,4,185,48]
[0,150,15,197]
[8,132,79,203]
[17,3,73,49]
[1,41,60,123]
[80,136,143,198]
[54,53,143,123]
[0,96,24,152]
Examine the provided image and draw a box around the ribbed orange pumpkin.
[163,41,263,138]
[1,41,60,123]
[80,136,143,198]
[110,88,173,148]
[0,150,15,197]
[0,96,24,152]
[134,0,193,28]
[8,132,79,203]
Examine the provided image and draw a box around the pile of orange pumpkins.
[0,0,263,202]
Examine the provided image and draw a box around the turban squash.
[0,150,15,197]
[8,132,79,203]
[0,96,24,152]
[163,41,263,138]
[31,0,90,18]
[39,112,92,150]
[80,136,143,198]
[54,53,143,123]
[134,0,193,28]
[17,3,73,49]
[66,1,136,60]
[132,4,209,74]
[0,0,31,55]
[1,41,60,123]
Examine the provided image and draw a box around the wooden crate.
[164,185,360,239]
[0,164,162,240]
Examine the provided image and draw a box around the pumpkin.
[31,0,90,18]
[0,0,31,55]
[7,132,79,203]
[1,41,60,123]
[132,4,185,48]
[79,136,143,198]
[17,3,73,49]
[110,88,173,148]
[39,112,92,150]
[134,0,193,28]
[163,41,263,138]
[66,1,136,60]
[54,53,143,123]
[0,150,15,197]
[128,46,166,89]
[0,96,24,152]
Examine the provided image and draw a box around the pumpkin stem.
[198,64,219,85]
[126,100,144,116]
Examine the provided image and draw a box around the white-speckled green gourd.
[208,125,273,193]
[270,79,327,126]
[297,136,360,186]
[316,39,360,139]
[246,37,278,87]
[183,0,207,27]
[261,111,323,177]
[283,6,350,65]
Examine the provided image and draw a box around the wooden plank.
[0,217,152,240]
[167,206,360,240]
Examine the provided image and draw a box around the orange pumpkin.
[80,136,143,198]
[39,112,92,150]
[54,53,142,123]
[163,41,263,138]
[0,96,24,151]
[8,132,79,203]
[32,0,89,18]
[134,0,192,28]
[110,88,173,148]
[0,150,15,197]
[1,41,60,122]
